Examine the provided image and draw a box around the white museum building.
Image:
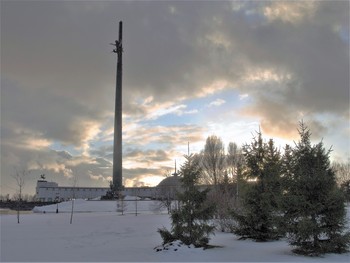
[35,176,182,202]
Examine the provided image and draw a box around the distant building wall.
[36,181,109,202]
[35,180,229,202]
[35,181,159,201]
[123,187,158,199]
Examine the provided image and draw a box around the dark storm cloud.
[239,10,349,114]
[1,79,104,147]
[3,1,348,142]
[1,1,349,194]
[219,1,349,137]
[1,1,219,146]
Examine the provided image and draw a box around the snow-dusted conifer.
[158,154,216,248]
[283,122,350,256]
[232,132,283,241]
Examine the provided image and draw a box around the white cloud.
[149,104,187,119]
[239,94,249,100]
[207,99,226,108]
[263,1,317,24]
[89,174,109,182]
[198,80,229,98]
[182,109,199,115]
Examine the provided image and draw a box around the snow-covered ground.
[1,199,349,262]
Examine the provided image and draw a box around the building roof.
[157,175,182,188]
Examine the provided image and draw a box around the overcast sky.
[1,1,349,196]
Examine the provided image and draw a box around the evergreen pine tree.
[280,144,295,235]
[158,154,216,248]
[283,122,350,256]
[232,132,283,241]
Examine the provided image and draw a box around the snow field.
[1,200,349,262]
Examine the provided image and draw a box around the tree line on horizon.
[158,121,350,256]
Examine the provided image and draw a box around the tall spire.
[172,160,179,177]
[111,21,123,190]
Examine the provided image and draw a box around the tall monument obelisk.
[112,21,123,190]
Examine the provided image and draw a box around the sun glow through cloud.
[1,1,348,196]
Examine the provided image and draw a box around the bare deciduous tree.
[116,196,127,215]
[200,135,226,185]
[227,142,244,200]
[11,167,30,224]
[227,142,243,180]
[332,160,350,186]
[157,186,179,214]
[332,160,350,203]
